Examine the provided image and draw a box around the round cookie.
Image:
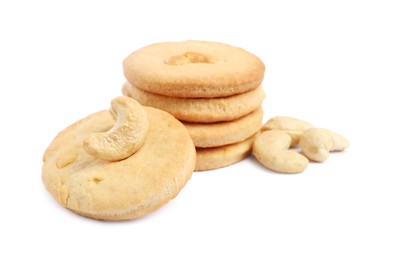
[42,106,196,221]
[123,40,265,98]
[183,108,263,148]
[122,82,265,123]
[195,135,256,171]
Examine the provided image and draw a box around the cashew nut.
[253,130,309,173]
[300,128,349,162]
[261,116,313,146]
[83,96,149,161]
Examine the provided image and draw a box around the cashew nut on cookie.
[83,96,149,161]
[300,128,349,162]
[261,116,313,146]
[253,130,309,173]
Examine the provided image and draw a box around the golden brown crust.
[183,108,263,148]
[195,135,256,171]
[42,107,196,220]
[122,82,265,123]
[123,40,265,98]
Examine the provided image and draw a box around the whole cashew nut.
[261,116,313,146]
[253,130,309,173]
[300,128,349,162]
[83,96,149,161]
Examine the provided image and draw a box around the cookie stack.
[122,40,265,171]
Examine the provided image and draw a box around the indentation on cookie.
[165,52,213,65]
[56,149,77,169]
[91,177,103,184]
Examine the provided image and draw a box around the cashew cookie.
[122,82,265,123]
[42,97,196,220]
[123,40,265,98]
[183,108,263,148]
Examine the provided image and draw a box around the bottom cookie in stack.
[195,135,257,171]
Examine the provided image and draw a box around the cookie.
[195,135,256,171]
[123,40,265,98]
[122,82,265,123]
[42,103,196,220]
[183,108,263,148]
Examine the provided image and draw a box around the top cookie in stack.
[122,40,266,171]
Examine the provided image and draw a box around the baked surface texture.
[122,82,265,123]
[195,135,256,171]
[123,40,265,98]
[183,108,263,148]
[42,107,196,220]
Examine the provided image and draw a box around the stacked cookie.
[122,41,265,171]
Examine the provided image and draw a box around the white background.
[1,0,393,259]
